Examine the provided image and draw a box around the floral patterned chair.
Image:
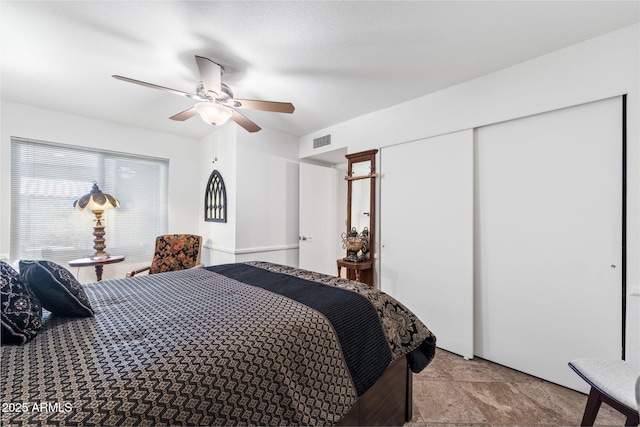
[126,234,203,277]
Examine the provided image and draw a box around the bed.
[1,261,436,426]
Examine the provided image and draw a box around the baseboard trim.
[204,243,299,255]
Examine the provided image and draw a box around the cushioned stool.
[569,359,640,426]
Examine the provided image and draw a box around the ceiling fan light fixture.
[114,56,293,133]
[195,102,232,125]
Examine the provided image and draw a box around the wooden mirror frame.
[345,149,378,261]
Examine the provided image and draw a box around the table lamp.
[73,181,119,259]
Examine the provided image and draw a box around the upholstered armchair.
[126,234,203,277]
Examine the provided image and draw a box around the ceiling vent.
[313,134,332,149]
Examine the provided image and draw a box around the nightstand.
[68,255,125,282]
[337,259,373,286]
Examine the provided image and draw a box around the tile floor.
[408,348,628,426]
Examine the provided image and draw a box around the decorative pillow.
[1,260,42,345]
[19,260,94,317]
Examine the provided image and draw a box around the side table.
[69,255,125,282]
[337,259,373,286]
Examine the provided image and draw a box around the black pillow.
[20,260,94,317]
[1,260,43,345]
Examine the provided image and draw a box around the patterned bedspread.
[1,262,435,426]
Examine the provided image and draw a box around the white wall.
[0,101,203,281]
[299,24,640,369]
[1,100,300,282]
[200,124,300,266]
[301,24,639,157]
[236,127,300,251]
[198,124,238,266]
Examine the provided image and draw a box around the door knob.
[299,236,312,241]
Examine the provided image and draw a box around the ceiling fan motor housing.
[196,81,233,102]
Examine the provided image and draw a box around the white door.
[474,97,623,392]
[380,130,475,359]
[299,163,338,275]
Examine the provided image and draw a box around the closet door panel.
[474,97,622,392]
[381,130,474,358]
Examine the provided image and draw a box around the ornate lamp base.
[90,210,110,259]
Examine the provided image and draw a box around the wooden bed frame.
[336,358,413,426]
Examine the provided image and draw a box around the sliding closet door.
[381,130,474,359]
[475,97,623,392]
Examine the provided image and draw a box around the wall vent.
[313,134,332,149]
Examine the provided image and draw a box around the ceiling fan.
[113,56,295,133]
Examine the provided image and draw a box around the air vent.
[313,134,332,149]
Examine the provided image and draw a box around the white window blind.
[10,138,169,264]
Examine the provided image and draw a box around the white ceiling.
[1,1,638,140]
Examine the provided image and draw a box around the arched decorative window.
[204,170,227,223]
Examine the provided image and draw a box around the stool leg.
[581,387,603,426]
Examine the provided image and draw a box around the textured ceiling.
[1,1,638,139]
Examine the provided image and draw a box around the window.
[10,138,169,264]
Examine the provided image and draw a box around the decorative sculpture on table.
[73,182,119,260]
[341,227,369,262]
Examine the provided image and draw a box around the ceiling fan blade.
[232,99,295,114]
[231,109,261,133]
[195,56,222,97]
[169,107,198,121]
[112,75,197,98]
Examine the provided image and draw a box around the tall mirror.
[338,149,378,286]
[350,161,371,235]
